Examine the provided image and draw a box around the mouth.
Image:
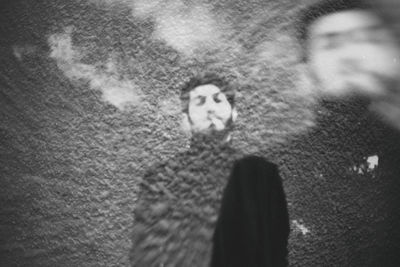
[208,117,225,131]
[339,66,360,76]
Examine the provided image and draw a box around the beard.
[205,115,235,133]
[209,117,226,131]
[189,115,234,145]
[190,127,233,149]
[311,67,400,100]
[190,114,233,133]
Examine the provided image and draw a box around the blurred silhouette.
[294,2,400,265]
[130,74,289,266]
[297,0,400,131]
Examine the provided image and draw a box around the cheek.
[310,51,340,76]
[215,104,232,120]
[188,106,207,122]
[309,51,354,96]
[310,51,343,86]
[353,44,400,75]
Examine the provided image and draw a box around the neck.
[189,130,232,150]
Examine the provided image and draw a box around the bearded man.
[130,74,289,266]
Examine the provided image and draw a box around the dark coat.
[211,156,290,267]
[130,141,244,266]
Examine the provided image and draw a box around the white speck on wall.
[292,220,310,235]
[367,155,379,171]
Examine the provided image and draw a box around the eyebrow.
[194,95,206,100]
[193,92,221,98]
[213,92,221,98]
[314,24,385,40]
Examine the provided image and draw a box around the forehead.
[309,10,383,37]
[189,84,223,99]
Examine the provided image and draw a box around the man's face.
[187,84,233,133]
[307,10,400,97]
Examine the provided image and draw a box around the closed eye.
[195,96,206,106]
[317,33,343,50]
[213,93,222,103]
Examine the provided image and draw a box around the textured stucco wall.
[1,0,400,266]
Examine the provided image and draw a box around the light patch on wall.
[154,3,223,56]
[130,0,163,17]
[88,0,133,8]
[130,0,230,57]
[251,34,318,100]
[89,0,240,57]
[12,45,38,61]
[292,220,311,236]
[159,96,181,116]
[254,35,297,66]
[48,29,142,110]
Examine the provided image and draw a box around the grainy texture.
[130,141,243,266]
[0,0,400,266]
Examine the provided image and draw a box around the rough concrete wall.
[0,0,399,266]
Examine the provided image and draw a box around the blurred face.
[188,84,233,133]
[307,10,400,97]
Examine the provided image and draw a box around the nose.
[205,97,218,114]
[338,45,366,69]
[340,57,362,74]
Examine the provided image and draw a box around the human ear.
[181,113,192,134]
[231,108,238,122]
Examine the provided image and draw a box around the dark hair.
[296,0,371,61]
[180,73,235,114]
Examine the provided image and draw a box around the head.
[297,0,400,97]
[180,74,237,136]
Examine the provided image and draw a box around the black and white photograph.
[1,0,400,266]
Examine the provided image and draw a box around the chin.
[319,81,352,97]
[213,125,226,132]
[208,127,226,134]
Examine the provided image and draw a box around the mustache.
[206,114,225,121]
[340,68,400,96]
